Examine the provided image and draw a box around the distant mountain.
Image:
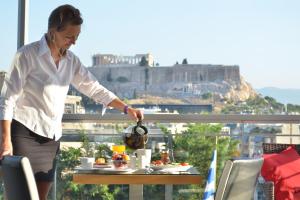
[257,87,300,105]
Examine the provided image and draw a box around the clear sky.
[1,0,300,89]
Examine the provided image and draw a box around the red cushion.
[261,146,300,181]
[275,158,300,188]
[261,146,300,200]
[274,158,300,200]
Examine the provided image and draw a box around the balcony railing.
[57,114,300,200]
[2,114,299,200]
[62,113,300,124]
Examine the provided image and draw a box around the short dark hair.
[48,4,83,31]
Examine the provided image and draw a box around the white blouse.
[0,35,117,140]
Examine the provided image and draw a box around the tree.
[133,89,138,99]
[116,76,129,83]
[287,104,300,113]
[182,58,188,64]
[56,131,125,199]
[202,92,212,100]
[106,69,113,82]
[139,56,148,66]
[172,123,240,199]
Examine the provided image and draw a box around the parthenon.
[92,53,154,67]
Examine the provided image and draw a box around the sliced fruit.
[180,162,189,166]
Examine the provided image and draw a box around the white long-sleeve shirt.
[0,35,117,140]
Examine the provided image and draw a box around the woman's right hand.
[0,120,13,159]
[0,140,13,159]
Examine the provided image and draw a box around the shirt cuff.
[0,108,14,120]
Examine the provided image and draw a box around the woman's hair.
[48,4,83,31]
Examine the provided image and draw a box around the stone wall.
[88,64,255,101]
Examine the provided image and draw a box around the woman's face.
[53,24,81,50]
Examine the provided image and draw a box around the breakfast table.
[72,165,202,200]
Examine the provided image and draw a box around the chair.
[258,143,300,200]
[262,143,300,154]
[215,158,263,200]
[1,156,39,200]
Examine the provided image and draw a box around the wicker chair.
[258,143,300,200]
[262,143,300,154]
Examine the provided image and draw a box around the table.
[73,168,202,200]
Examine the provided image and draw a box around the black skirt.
[11,119,60,182]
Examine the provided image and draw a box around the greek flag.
[203,149,217,200]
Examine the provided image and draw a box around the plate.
[93,164,112,168]
[75,166,134,174]
[151,164,191,171]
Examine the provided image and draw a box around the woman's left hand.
[127,107,144,122]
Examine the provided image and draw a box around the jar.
[160,150,170,164]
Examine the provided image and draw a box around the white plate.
[75,166,134,174]
[93,164,112,168]
[151,164,191,171]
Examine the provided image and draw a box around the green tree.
[133,89,138,99]
[287,104,300,113]
[106,69,113,82]
[202,92,212,100]
[139,56,148,66]
[56,131,125,200]
[173,123,240,199]
[182,58,188,64]
[116,76,129,83]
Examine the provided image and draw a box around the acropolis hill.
[88,54,257,103]
[88,65,257,103]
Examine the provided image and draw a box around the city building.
[64,95,85,114]
[275,124,300,144]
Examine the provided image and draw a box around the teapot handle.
[134,120,148,135]
[137,120,142,127]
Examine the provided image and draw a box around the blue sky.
[1,0,300,89]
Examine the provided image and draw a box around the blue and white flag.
[203,149,217,200]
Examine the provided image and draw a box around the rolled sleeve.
[71,59,117,106]
[91,87,117,107]
[0,51,29,120]
[0,97,15,120]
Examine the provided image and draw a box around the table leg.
[129,184,143,200]
[165,184,173,200]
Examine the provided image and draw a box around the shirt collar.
[38,34,71,60]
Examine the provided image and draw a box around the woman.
[0,4,143,200]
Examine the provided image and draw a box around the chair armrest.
[258,181,274,200]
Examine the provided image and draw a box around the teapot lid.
[123,120,148,135]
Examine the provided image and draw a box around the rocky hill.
[88,64,258,103]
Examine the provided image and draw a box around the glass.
[112,145,126,153]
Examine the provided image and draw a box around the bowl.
[112,160,128,169]
[80,157,95,169]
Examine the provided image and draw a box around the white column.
[129,184,143,200]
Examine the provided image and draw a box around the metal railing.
[62,113,300,124]
[56,114,300,200]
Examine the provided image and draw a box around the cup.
[80,157,95,169]
[136,149,152,168]
[130,155,137,169]
[137,155,146,169]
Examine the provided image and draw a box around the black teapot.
[123,120,148,149]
